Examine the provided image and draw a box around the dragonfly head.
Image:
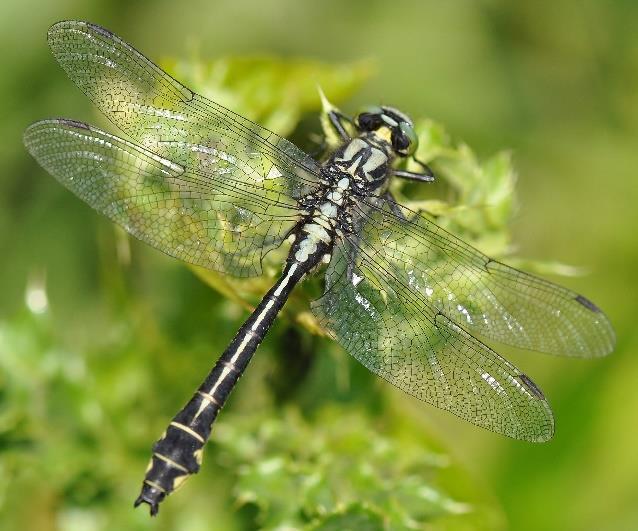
[355,106,418,157]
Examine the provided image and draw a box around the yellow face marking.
[372,125,393,144]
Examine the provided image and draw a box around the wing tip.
[576,294,617,356]
[517,373,545,400]
[531,425,555,443]
[574,293,601,313]
[24,118,92,138]
[519,399,555,443]
[513,374,555,443]
[48,19,83,36]
[28,117,90,126]
[48,20,115,45]
[86,22,115,38]
[58,118,91,130]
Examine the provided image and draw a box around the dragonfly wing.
[46,20,321,210]
[344,197,615,357]
[24,119,300,276]
[312,239,554,442]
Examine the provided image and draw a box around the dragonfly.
[24,20,615,516]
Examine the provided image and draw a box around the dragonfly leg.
[392,157,435,183]
[327,110,353,142]
[383,191,436,223]
[344,233,363,282]
[382,192,409,221]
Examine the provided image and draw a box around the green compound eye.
[399,121,418,155]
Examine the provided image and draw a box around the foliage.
[214,408,484,530]
[0,309,501,530]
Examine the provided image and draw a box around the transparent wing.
[47,21,321,189]
[348,197,615,357]
[312,239,554,442]
[35,20,327,276]
[47,21,321,185]
[24,119,301,276]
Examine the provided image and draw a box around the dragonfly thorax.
[324,136,394,195]
[295,134,399,264]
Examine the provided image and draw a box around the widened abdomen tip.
[134,483,165,517]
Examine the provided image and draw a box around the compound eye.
[399,121,418,156]
[391,129,410,155]
[357,112,384,132]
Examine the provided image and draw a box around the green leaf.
[212,407,494,530]
[311,503,385,531]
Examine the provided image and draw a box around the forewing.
[24,119,300,276]
[46,20,321,208]
[312,240,554,442]
[351,197,615,357]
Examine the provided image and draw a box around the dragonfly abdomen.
[135,236,332,515]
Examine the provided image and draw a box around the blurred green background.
[1,1,637,530]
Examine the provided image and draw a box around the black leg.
[392,169,435,182]
[383,191,437,223]
[382,192,409,220]
[392,157,435,183]
[327,110,352,142]
[344,233,362,282]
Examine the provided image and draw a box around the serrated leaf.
[212,407,489,530]
[310,503,385,531]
